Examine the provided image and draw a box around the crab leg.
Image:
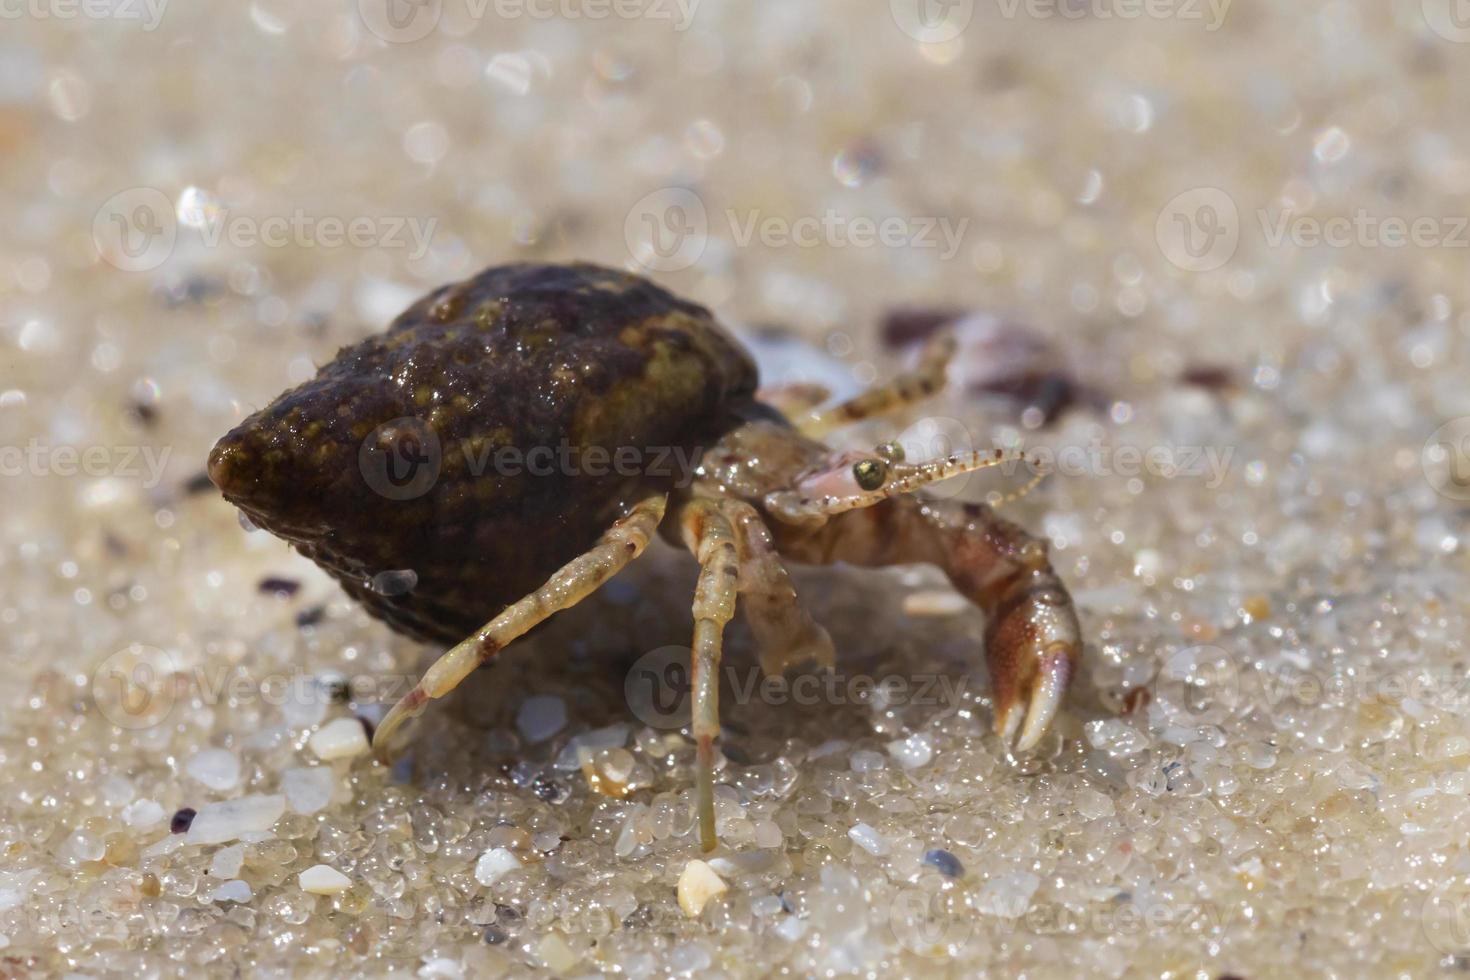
[721,499,835,677]
[796,332,954,437]
[756,381,832,418]
[373,492,668,757]
[764,446,1045,524]
[674,497,741,852]
[774,494,1080,753]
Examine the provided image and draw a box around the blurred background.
[4,1,1470,976]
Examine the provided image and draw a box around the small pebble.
[211,880,252,903]
[298,864,352,895]
[186,748,242,792]
[922,848,964,878]
[185,795,285,845]
[516,695,567,743]
[309,717,370,760]
[210,844,245,878]
[281,766,335,814]
[848,822,890,856]
[677,859,727,918]
[886,733,934,770]
[535,933,579,973]
[475,847,524,886]
[122,799,165,828]
[169,808,197,834]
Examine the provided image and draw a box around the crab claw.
[984,571,1080,752]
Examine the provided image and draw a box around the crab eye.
[852,458,887,491]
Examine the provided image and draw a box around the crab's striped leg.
[373,492,668,758]
[673,496,741,852]
[720,498,834,677]
[795,332,954,437]
[756,381,832,419]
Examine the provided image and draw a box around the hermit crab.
[209,262,1081,850]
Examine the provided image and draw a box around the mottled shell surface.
[209,263,757,642]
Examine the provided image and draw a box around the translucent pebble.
[186,748,242,792]
[418,958,463,979]
[210,844,245,879]
[367,568,418,596]
[751,894,785,916]
[553,723,630,771]
[298,864,352,895]
[535,934,579,973]
[886,733,934,770]
[850,749,886,773]
[211,879,253,903]
[281,766,335,814]
[474,847,524,886]
[922,848,964,877]
[122,799,165,828]
[667,943,712,973]
[773,915,807,941]
[516,695,567,743]
[0,871,40,911]
[309,718,369,761]
[977,871,1040,918]
[186,795,286,845]
[1084,719,1149,758]
[63,831,105,864]
[753,819,783,849]
[1076,788,1116,820]
[677,860,727,918]
[848,822,890,856]
[596,748,635,785]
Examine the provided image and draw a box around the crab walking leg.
[721,499,835,677]
[674,497,741,852]
[776,494,1080,753]
[796,332,955,437]
[373,493,668,757]
[755,381,832,419]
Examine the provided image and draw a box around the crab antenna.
[764,446,1049,524]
